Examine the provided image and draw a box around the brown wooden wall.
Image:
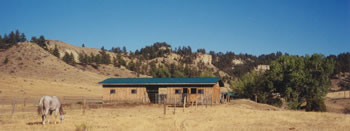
[103,87,148,103]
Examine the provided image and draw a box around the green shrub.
[306,98,326,112]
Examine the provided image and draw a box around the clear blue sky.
[1,0,349,56]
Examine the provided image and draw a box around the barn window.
[191,88,197,94]
[198,89,204,94]
[175,89,181,94]
[110,89,116,94]
[131,89,137,94]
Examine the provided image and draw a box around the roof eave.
[99,83,217,85]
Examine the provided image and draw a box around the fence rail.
[0,96,103,114]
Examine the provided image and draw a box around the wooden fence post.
[205,95,208,108]
[11,99,16,116]
[83,97,86,115]
[173,97,176,115]
[23,97,26,107]
[183,96,186,112]
[195,96,198,109]
[163,100,166,115]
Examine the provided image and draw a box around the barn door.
[146,86,159,104]
[182,88,188,104]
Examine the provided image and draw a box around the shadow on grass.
[26,121,42,125]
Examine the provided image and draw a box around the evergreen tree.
[127,60,136,71]
[9,31,16,44]
[99,46,111,64]
[31,36,37,43]
[62,52,75,65]
[122,46,127,54]
[82,43,85,47]
[69,52,75,65]
[15,30,20,43]
[62,52,71,64]
[52,45,60,58]
[20,33,26,42]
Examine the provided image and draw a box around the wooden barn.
[99,77,224,104]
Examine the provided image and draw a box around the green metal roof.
[99,77,223,86]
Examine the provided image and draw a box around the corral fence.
[0,96,103,115]
[0,94,231,115]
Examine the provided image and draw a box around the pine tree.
[62,52,70,64]
[31,36,37,43]
[53,45,60,58]
[9,31,16,44]
[70,52,75,65]
[20,33,26,42]
[15,30,20,43]
[82,43,85,47]
[122,46,127,54]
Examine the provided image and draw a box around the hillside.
[46,40,147,78]
[0,42,107,96]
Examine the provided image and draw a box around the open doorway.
[146,86,159,104]
[182,88,188,103]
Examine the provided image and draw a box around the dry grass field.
[1,99,350,131]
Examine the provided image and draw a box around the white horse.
[37,96,65,124]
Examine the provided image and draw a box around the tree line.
[0,30,46,50]
[0,30,26,49]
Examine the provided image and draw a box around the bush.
[306,97,327,112]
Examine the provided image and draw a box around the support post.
[183,96,186,112]
[195,96,198,109]
[201,95,204,108]
[205,95,208,108]
[173,96,176,115]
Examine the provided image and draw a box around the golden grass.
[0,74,102,97]
[1,101,349,131]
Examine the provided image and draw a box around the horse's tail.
[37,97,44,115]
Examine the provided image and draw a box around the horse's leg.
[46,109,50,124]
[42,108,49,125]
[54,109,59,124]
[42,114,45,125]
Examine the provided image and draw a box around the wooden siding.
[102,82,221,104]
[103,87,148,103]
